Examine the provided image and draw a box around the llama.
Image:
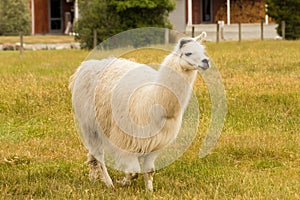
[69,32,210,191]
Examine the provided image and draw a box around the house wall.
[169,0,186,32]
[192,0,201,24]
[31,0,74,35]
[34,0,49,34]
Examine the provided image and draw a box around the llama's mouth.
[198,64,210,70]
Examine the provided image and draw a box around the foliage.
[267,0,300,40]
[74,0,175,49]
[215,0,265,23]
[0,0,31,35]
[74,0,121,49]
[111,0,175,28]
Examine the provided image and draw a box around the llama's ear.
[179,38,193,49]
[194,32,207,42]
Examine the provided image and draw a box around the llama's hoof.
[88,172,98,181]
[106,182,115,189]
[145,180,153,192]
[116,177,131,186]
[103,179,114,188]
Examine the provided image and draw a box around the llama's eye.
[185,52,192,56]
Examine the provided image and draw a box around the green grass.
[0,40,300,199]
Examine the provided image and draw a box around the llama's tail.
[68,62,85,92]
[68,72,76,93]
[69,65,82,93]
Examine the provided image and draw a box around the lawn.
[0,40,299,199]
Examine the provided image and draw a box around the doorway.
[49,0,62,33]
[202,0,212,23]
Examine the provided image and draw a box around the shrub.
[267,0,300,40]
[0,0,31,35]
[74,0,121,49]
[74,0,175,49]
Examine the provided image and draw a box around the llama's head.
[176,32,210,71]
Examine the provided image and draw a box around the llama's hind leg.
[86,153,114,187]
[117,173,139,186]
[86,154,99,181]
[116,154,140,186]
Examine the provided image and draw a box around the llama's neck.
[154,53,197,118]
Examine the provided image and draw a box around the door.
[202,0,212,23]
[49,0,62,33]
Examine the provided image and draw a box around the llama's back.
[70,58,154,150]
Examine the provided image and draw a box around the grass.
[0,35,75,44]
[0,40,299,199]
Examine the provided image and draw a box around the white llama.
[69,32,210,191]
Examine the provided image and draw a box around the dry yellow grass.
[0,40,299,199]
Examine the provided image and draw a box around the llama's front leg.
[142,153,158,191]
[143,170,154,191]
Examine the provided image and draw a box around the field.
[0,40,299,199]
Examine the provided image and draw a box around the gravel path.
[0,42,80,51]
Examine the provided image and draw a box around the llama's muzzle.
[199,59,210,70]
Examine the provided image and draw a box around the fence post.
[20,32,24,55]
[238,22,241,42]
[93,29,97,49]
[164,28,169,44]
[216,22,220,43]
[281,21,285,40]
[192,26,195,38]
[220,21,224,40]
[261,20,264,41]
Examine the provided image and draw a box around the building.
[30,0,79,35]
[169,0,266,32]
[29,0,266,35]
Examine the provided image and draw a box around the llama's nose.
[202,59,209,65]
[201,59,210,70]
